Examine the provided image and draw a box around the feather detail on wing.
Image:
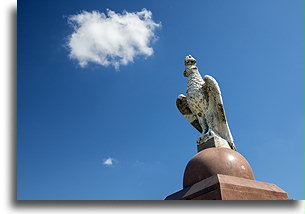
[203,75,236,150]
[176,94,203,133]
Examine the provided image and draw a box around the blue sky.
[17,0,303,200]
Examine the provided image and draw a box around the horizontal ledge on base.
[165,174,290,200]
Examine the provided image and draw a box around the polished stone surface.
[165,174,289,200]
[183,147,254,188]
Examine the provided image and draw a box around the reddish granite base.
[165,174,289,200]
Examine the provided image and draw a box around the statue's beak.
[183,70,187,77]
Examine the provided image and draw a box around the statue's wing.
[176,94,203,133]
[203,75,236,150]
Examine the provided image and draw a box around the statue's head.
[184,55,196,66]
[184,55,197,77]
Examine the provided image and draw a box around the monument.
[165,55,290,200]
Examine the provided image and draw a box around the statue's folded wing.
[176,94,203,133]
[203,75,236,150]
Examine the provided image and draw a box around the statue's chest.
[186,74,206,113]
[186,86,204,113]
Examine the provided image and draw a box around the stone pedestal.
[165,174,289,200]
[197,136,231,152]
[165,147,290,200]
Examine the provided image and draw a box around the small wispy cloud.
[132,160,144,167]
[66,8,161,70]
[103,157,116,166]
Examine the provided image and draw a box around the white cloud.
[67,9,160,69]
[103,157,115,166]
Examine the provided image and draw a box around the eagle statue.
[176,55,236,151]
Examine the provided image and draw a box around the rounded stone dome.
[183,147,254,188]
